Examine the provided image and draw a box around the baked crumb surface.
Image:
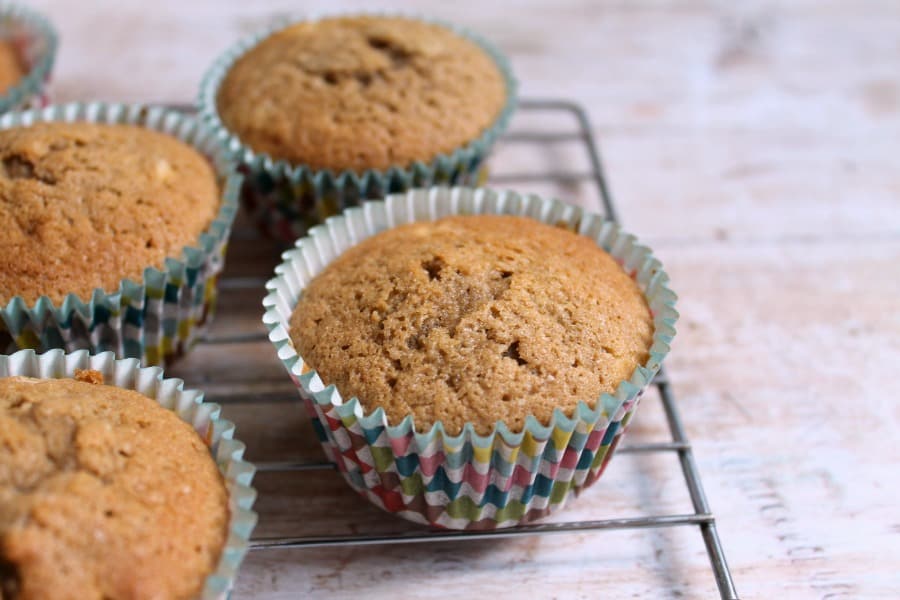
[0,376,228,600]
[0,122,220,305]
[290,215,654,435]
[217,16,508,172]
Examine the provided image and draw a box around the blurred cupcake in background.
[199,14,516,243]
[0,103,241,365]
[0,3,56,112]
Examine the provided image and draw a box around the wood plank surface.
[27,0,900,598]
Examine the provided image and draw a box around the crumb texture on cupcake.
[290,215,654,436]
[216,16,508,172]
[0,41,23,94]
[0,122,220,305]
[0,376,228,600]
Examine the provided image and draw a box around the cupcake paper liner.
[263,187,678,529]
[0,102,242,366]
[0,2,57,112]
[198,13,517,244]
[0,348,257,599]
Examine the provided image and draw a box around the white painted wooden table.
[29,1,900,597]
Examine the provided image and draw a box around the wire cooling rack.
[174,99,739,599]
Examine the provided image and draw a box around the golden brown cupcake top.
[0,122,220,305]
[290,215,654,436]
[0,41,24,95]
[216,16,508,172]
[0,374,228,600]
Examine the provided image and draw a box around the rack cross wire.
[181,98,739,599]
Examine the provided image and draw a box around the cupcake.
[199,14,516,243]
[0,103,241,365]
[264,187,678,529]
[0,40,24,93]
[0,348,256,599]
[0,3,57,112]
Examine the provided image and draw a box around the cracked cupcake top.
[0,374,228,600]
[289,215,654,436]
[0,122,220,305]
[216,16,508,172]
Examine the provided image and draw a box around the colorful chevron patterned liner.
[263,187,678,529]
[0,102,242,366]
[198,13,517,244]
[0,348,258,599]
[0,2,57,113]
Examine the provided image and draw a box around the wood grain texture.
[25,0,900,598]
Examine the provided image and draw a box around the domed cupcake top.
[290,214,654,436]
[0,374,229,599]
[0,122,220,304]
[216,16,508,172]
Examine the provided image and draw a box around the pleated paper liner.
[0,348,258,599]
[0,102,242,366]
[0,2,57,112]
[264,187,678,529]
[198,13,517,244]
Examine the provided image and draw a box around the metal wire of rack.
[184,98,739,599]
